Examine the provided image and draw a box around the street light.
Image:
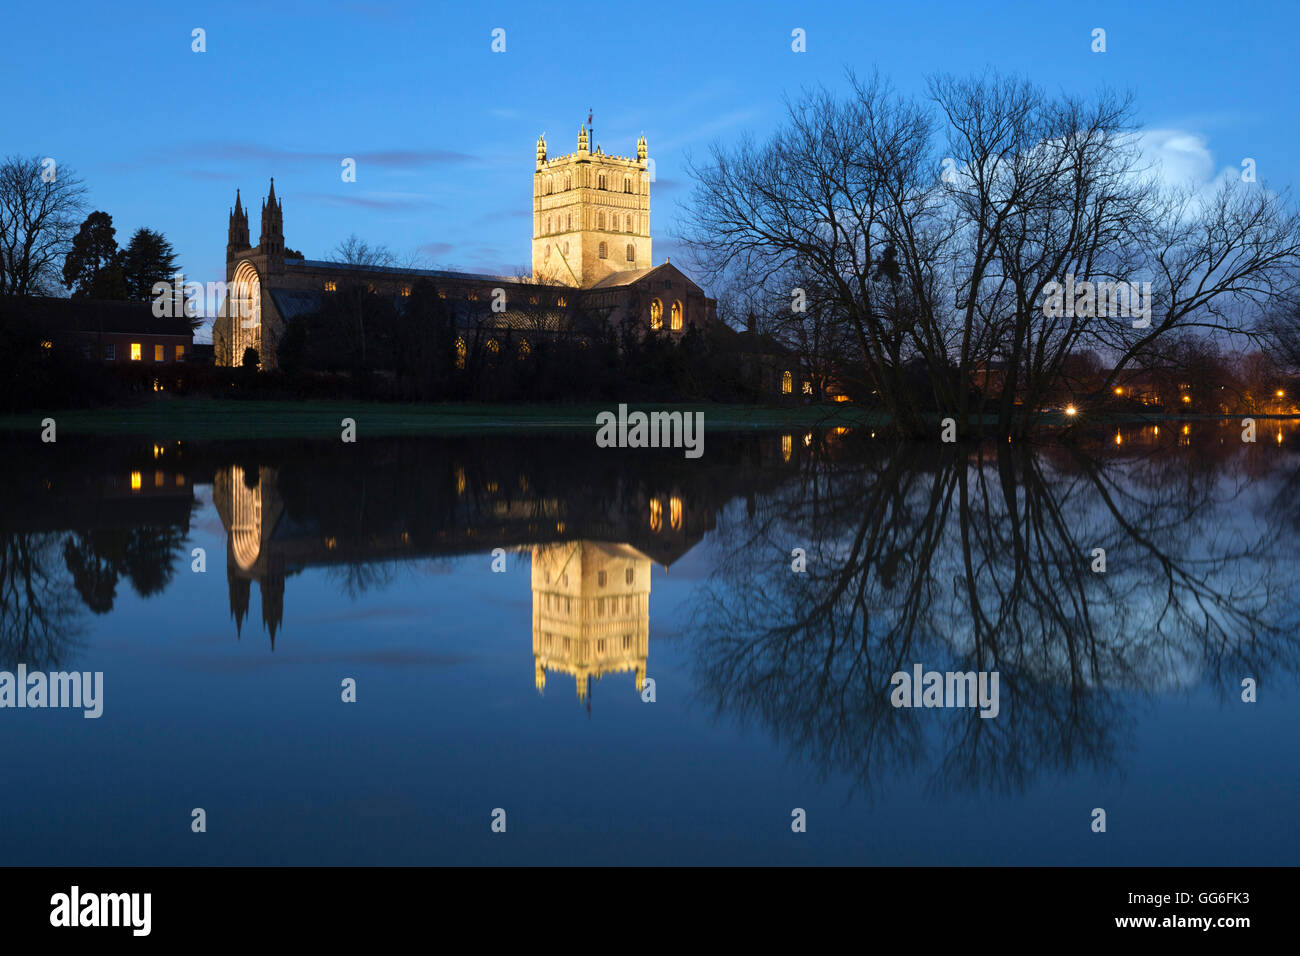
[1065,405,1077,416]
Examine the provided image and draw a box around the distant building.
[212,123,719,371]
[5,296,193,364]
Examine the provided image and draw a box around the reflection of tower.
[531,541,650,703]
[213,464,286,644]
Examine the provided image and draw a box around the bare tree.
[0,155,87,298]
[683,71,1300,438]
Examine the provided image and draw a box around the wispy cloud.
[175,143,480,169]
[297,190,442,210]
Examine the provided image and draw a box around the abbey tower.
[532,122,651,287]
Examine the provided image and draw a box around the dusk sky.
[4,0,1297,342]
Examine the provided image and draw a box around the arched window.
[566,213,571,231]
[562,241,569,255]
[598,172,607,189]
[544,244,550,260]
[624,176,632,193]
[486,338,500,355]
[546,216,552,234]
[670,300,683,330]
[626,243,635,261]
[670,496,682,530]
[564,172,572,190]
[782,370,793,394]
[631,215,637,233]
[597,211,605,230]
[598,242,607,259]
[625,567,633,585]
[650,298,663,330]
[455,337,466,370]
[649,498,662,532]
[518,339,530,361]
[545,176,553,194]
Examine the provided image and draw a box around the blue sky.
[4,0,1298,342]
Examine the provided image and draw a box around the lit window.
[650,299,663,330]
[802,381,813,395]
[325,280,337,292]
[176,345,185,360]
[598,242,607,259]
[154,344,165,362]
[175,474,185,487]
[155,470,164,488]
[649,498,662,532]
[130,343,142,361]
[670,496,682,530]
[782,435,793,462]
[486,338,499,354]
[782,371,793,394]
[40,340,52,349]
[130,471,142,491]
[518,339,530,361]
[671,300,683,330]
[455,337,467,369]
[401,286,411,297]
[557,297,567,307]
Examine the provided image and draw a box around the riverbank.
[0,397,884,439]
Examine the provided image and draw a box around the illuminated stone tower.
[531,541,651,701]
[531,122,651,287]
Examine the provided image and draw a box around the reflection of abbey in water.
[532,542,649,702]
[208,441,757,688]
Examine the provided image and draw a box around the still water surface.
[1,424,1296,864]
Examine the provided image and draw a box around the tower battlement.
[532,125,652,287]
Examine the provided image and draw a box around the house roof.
[3,295,193,337]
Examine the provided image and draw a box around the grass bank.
[0,397,882,439]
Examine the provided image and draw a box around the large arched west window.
[670,300,683,330]
[229,259,261,368]
[782,370,794,394]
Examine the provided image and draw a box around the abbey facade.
[213,124,717,369]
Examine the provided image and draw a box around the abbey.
[212,122,718,369]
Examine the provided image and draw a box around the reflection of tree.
[60,527,188,612]
[0,533,85,669]
[691,437,1300,798]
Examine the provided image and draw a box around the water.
[1,423,1296,865]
